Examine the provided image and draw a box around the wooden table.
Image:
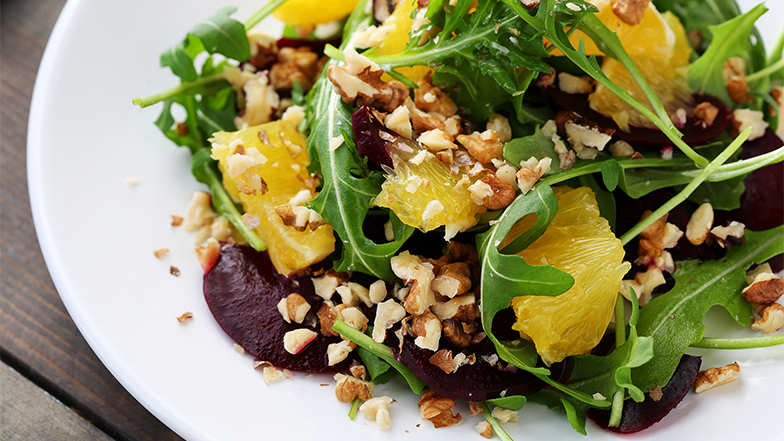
[0,0,182,439]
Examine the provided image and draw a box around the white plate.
[28,1,784,440]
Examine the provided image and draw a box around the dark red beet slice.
[394,336,548,401]
[277,37,342,56]
[352,106,395,168]
[545,87,730,148]
[715,128,784,233]
[203,244,352,373]
[586,354,702,433]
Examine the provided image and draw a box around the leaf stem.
[348,398,362,420]
[615,294,626,348]
[479,402,514,441]
[244,0,288,30]
[619,128,752,245]
[132,74,227,108]
[608,390,625,427]
[332,319,426,394]
[746,58,784,83]
[691,334,784,349]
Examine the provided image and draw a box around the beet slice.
[586,354,702,433]
[545,87,731,148]
[203,244,352,373]
[394,336,548,401]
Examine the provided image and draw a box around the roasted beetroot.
[203,244,352,373]
[545,87,731,148]
[394,336,549,401]
[587,354,702,433]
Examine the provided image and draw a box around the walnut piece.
[359,396,395,430]
[610,0,650,25]
[752,303,784,334]
[269,46,319,91]
[334,373,374,402]
[327,49,408,112]
[372,299,407,343]
[558,72,593,94]
[317,302,339,337]
[710,221,746,249]
[724,57,752,105]
[327,340,353,366]
[742,272,784,304]
[730,109,769,141]
[431,262,472,299]
[429,348,455,374]
[457,130,505,164]
[694,101,720,127]
[694,362,740,394]
[412,311,442,351]
[516,156,552,195]
[391,251,436,315]
[441,318,473,349]
[418,388,462,428]
[685,203,714,246]
[414,71,457,117]
[285,293,311,324]
[476,421,493,438]
[283,329,317,355]
[431,293,478,322]
[476,174,515,210]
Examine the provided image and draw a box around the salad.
[135,0,784,437]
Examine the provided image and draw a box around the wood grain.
[0,0,182,440]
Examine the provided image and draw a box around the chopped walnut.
[637,211,683,258]
[723,57,752,105]
[431,263,472,299]
[414,71,457,117]
[771,86,784,138]
[752,303,784,334]
[283,328,317,355]
[183,191,216,232]
[327,340,354,366]
[194,238,221,272]
[695,101,720,128]
[384,105,413,139]
[334,373,374,402]
[685,203,714,246]
[491,406,520,423]
[457,130,505,164]
[418,388,462,427]
[285,293,311,324]
[274,190,326,232]
[431,293,478,322]
[170,266,180,277]
[418,129,457,152]
[312,269,347,301]
[270,46,319,91]
[746,263,773,285]
[742,272,784,304]
[429,348,455,374]
[476,174,515,210]
[247,30,278,70]
[412,311,442,351]
[234,71,280,129]
[476,421,493,438]
[694,362,740,394]
[177,312,193,323]
[317,302,339,337]
[391,251,436,315]
[516,156,552,195]
[441,319,473,349]
[372,299,407,343]
[170,215,184,226]
[327,49,408,112]
[359,396,395,430]
[487,112,512,143]
[634,266,666,306]
[337,306,369,335]
[730,109,768,141]
[536,67,556,87]
[609,140,635,157]
[154,248,170,259]
[710,221,745,249]
[558,72,593,94]
[610,0,650,26]
[352,23,396,49]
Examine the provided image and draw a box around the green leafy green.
[305,4,414,280]
[486,395,527,411]
[189,7,250,61]
[687,4,768,106]
[633,225,784,391]
[333,319,425,394]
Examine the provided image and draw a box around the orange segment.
[508,186,630,365]
[272,0,361,26]
[375,0,432,84]
[211,121,335,275]
[373,148,482,241]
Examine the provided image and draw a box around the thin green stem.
[619,128,752,246]
[747,58,784,83]
[244,0,288,30]
[615,294,626,349]
[767,25,784,67]
[324,44,345,62]
[132,74,226,108]
[608,390,625,427]
[691,334,784,349]
[479,402,515,441]
[348,398,362,420]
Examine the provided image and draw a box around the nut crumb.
[154,248,170,259]
[177,312,193,322]
[170,215,184,226]
[694,362,740,393]
[170,266,180,276]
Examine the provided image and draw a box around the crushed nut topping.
[516,156,552,195]
[269,46,320,91]
[154,248,170,259]
[723,57,752,105]
[418,388,462,428]
[327,49,408,112]
[177,312,193,322]
[685,203,714,246]
[283,328,317,355]
[457,130,505,164]
[359,396,395,430]
[694,362,740,394]
[742,272,784,304]
[558,72,593,94]
[476,420,493,438]
[730,109,769,141]
[334,373,374,402]
[752,303,784,334]
[610,0,650,26]
[694,101,720,128]
[414,71,457,117]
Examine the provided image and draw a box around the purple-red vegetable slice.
[204,244,352,373]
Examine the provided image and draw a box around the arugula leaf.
[189,7,250,61]
[476,185,573,374]
[305,3,414,280]
[486,395,527,411]
[160,40,198,82]
[503,126,560,169]
[633,225,784,391]
[687,3,768,106]
[527,389,589,435]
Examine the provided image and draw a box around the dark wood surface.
[0,0,182,439]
